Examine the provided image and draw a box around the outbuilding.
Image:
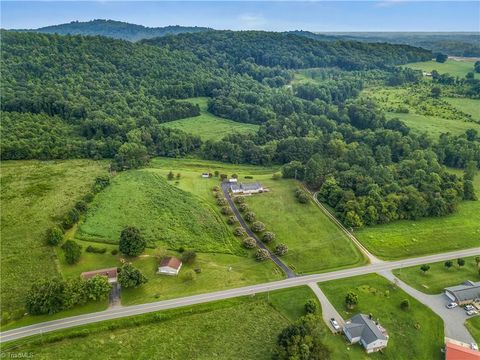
[157,256,183,276]
[81,267,118,284]
[445,281,480,305]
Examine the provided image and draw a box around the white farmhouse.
[157,256,183,276]
[230,182,263,195]
[343,314,388,353]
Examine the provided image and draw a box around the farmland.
[0,160,108,318]
[355,170,480,260]
[162,97,259,141]
[393,256,480,294]
[320,274,444,359]
[405,59,479,79]
[243,179,366,274]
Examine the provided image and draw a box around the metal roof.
[344,314,387,345]
[445,281,480,302]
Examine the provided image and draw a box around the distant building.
[158,256,183,276]
[343,314,388,353]
[228,178,238,183]
[201,173,210,178]
[422,71,432,77]
[445,339,480,360]
[81,267,118,284]
[445,281,480,305]
[230,182,263,195]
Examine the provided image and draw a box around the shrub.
[119,226,146,257]
[295,188,309,204]
[221,206,233,215]
[244,211,256,222]
[251,221,266,233]
[244,175,253,179]
[272,173,281,180]
[220,174,228,181]
[262,231,276,243]
[26,279,65,315]
[305,299,318,314]
[400,299,410,310]
[217,198,228,206]
[242,237,256,249]
[215,191,224,199]
[345,291,358,309]
[62,240,82,265]
[181,250,197,265]
[74,200,88,213]
[94,175,110,191]
[178,246,185,253]
[62,208,80,230]
[182,270,196,282]
[231,174,238,179]
[234,196,245,204]
[212,185,220,192]
[111,249,119,255]
[238,203,249,212]
[86,275,112,301]
[86,245,107,254]
[46,226,64,246]
[227,216,237,225]
[255,248,270,261]
[118,263,148,288]
[234,227,246,237]
[274,243,288,256]
[214,171,219,177]
[82,192,95,203]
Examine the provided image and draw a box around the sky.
[1,1,479,32]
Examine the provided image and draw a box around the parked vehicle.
[446,302,458,309]
[465,305,474,311]
[330,318,341,331]
[466,310,478,316]
[471,343,479,351]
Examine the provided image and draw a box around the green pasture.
[406,59,479,79]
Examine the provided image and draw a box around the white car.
[465,305,475,311]
[467,309,478,316]
[330,318,340,331]
[446,302,458,309]
[471,343,479,351]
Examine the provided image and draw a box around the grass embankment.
[405,59,480,79]
[393,256,480,294]
[320,274,444,359]
[0,160,108,317]
[244,179,366,274]
[466,316,480,343]
[4,287,317,360]
[355,172,480,260]
[162,97,259,141]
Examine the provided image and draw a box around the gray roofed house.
[445,280,480,305]
[343,314,388,353]
[230,182,263,194]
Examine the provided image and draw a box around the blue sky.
[1,1,479,32]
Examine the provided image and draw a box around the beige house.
[158,256,183,276]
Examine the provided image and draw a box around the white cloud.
[375,0,409,8]
[237,13,267,28]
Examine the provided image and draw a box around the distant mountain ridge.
[24,19,212,42]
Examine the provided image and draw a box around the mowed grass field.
[466,316,480,343]
[244,179,366,274]
[444,97,480,122]
[162,97,258,141]
[5,287,318,360]
[320,274,444,359]
[355,171,480,260]
[393,256,480,294]
[0,160,108,316]
[406,59,479,79]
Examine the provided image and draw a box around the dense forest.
[1,29,479,227]
[22,19,211,42]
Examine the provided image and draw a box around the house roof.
[344,314,387,345]
[230,184,241,191]
[446,341,480,360]
[81,267,118,280]
[445,281,480,302]
[159,256,182,269]
[241,182,262,191]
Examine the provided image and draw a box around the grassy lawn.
[0,160,107,317]
[244,179,366,274]
[355,172,480,260]
[393,256,480,294]
[406,59,479,79]
[466,316,480,343]
[162,97,258,141]
[444,97,480,122]
[5,287,319,360]
[320,274,445,359]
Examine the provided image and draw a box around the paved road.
[308,282,345,333]
[221,183,296,278]
[2,246,479,343]
[310,190,382,264]
[379,270,476,344]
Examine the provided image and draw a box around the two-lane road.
[1,246,479,343]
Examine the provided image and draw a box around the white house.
[157,256,183,276]
[343,314,388,353]
[230,182,263,195]
[201,173,210,178]
[228,178,238,183]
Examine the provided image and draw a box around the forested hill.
[144,31,432,70]
[22,19,211,42]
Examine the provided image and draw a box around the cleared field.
[162,97,258,141]
[77,169,239,254]
[445,97,480,122]
[355,172,480,260]
[320,274,444,359]
[393,256,480,294]
[6,287,318,360]
[406,59,479,79]
[0,160,107,317]
[244,179,366,274]
[466,316,480,343]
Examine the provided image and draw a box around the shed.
[158,256,183,276]
[81,267,118,283]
